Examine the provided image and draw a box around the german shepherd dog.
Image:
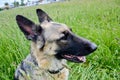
[14,9,97,80]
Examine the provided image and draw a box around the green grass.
[0,0,120,80]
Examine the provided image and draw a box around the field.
[0,0,120,80]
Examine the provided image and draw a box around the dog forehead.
[41,22,69,32]
[42,22,69,40]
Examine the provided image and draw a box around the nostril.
[86,46,92,52]
[90,43,97,52]
[85,43,97,52]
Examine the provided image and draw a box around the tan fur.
[30,42,69,80]
[15,9,97,80]
[52,68,69,80]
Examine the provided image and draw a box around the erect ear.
[16,15,38,40]
[36,9,52,23]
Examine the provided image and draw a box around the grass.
[0,0,120,80]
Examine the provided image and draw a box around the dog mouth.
[61,54,86,63]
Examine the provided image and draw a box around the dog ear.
[36,9,52,23]
[16,15,38,40]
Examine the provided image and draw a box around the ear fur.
[16,15,37,40]
[36,9,52,23]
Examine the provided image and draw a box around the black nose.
[86,43,97,52]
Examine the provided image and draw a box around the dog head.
[16,9,97,63]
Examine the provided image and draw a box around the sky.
[0,0,37,7]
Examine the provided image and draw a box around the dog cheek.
[44,42,59,55]
[36,36,45,49]
[36,41,44,49]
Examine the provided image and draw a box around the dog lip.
[61,54,86,63]
[77,56,86,62]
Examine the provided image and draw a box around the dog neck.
[31,42,67,73]
[48,67,64,74]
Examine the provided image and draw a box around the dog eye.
[60,31,69,40]
[60,36,67,40]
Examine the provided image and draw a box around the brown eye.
[60,36,67,40]
[60,31,69,40]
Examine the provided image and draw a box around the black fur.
[55,32,97,61]
[36,9,52,23]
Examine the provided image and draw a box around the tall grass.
[0,0,120,80]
